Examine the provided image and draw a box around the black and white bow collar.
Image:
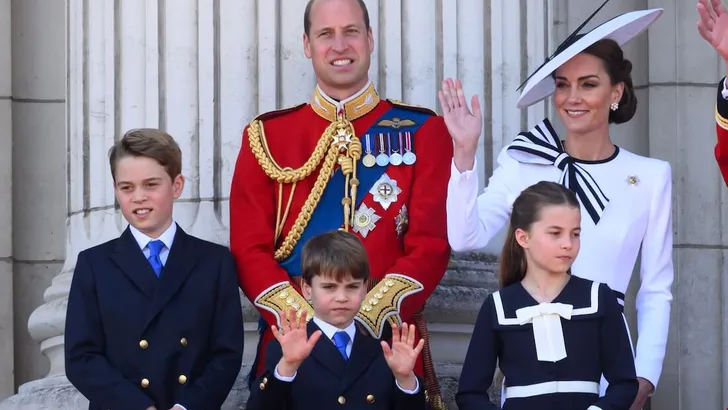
[506,119,610,224]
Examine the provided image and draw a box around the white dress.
[447,119,674,395]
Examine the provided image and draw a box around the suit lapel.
[308,321,346,378]
[109,227,158,299]
[340,325,380,391]
[143,225,199,329]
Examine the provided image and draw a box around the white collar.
[312,316,356,343]
[129,221,177,252]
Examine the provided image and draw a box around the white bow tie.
[516,302,573,362]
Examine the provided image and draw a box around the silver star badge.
[353,204,380,238]
[369,173,402,210]
[332,127,352,150]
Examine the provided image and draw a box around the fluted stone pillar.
[0,0,13,401]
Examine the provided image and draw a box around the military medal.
[369,173,401,210]
[362,133,376,167]
[395,205,409,237]
[375,133,389,167]
[353,204,380,238]
[402,131,416,165]
[389,132,403,166]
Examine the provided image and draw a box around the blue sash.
[278,105,430,276]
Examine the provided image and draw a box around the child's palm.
[272,309,322,364]
[381,323,425,378]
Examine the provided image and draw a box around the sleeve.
[229,124,309,328]
[633,161,674,389]
[177,249,244,409]
[392,375,427,410]
[590,284,639,410]
[446,146,521,252]
[454,294,500,410]
[372,116,453,323]
[245,339,291,410]
[715,77,728,186]
[64,250,155,409]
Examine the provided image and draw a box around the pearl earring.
[610,102,619,111]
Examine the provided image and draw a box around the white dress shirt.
[129,221,177,264]
[447,145,674,390]
[274,317,419,394]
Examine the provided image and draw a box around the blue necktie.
[332,331,350,361]
[147,240,165,278]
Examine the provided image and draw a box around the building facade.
[0,0,726,409]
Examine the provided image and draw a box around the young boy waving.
[246,230,426,410]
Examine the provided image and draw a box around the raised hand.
[697,0,728,63]
[272,308,322,375]
[381,322,424,389]
[438,78,483,172]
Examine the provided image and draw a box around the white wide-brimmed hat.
[516,4,663,109]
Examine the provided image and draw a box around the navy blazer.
[65,224,244,410]
[246,320,427,410]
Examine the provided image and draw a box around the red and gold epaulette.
[387,99,437,116]
[253,103,307,123]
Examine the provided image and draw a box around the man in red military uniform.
[698,0,728,185]
[229,0,452,407]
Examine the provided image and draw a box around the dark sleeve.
[245,339,291,410]
[177,248,245,409]
[591,284,639,410]
[455,294,500,410]
[64,250,155,409]
[392,375,427,410]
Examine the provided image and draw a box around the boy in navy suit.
[65,129,244,410]
[246,230,427,410]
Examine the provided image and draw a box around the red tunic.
[716,78,728,186]
[229,83,452,407]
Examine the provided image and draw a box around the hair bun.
[621,59,633,75]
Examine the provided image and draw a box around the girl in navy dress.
[456,181,637,410]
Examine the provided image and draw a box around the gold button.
[259,382,266,390]
[140,378,149,388]
[338,396,346,404]
[178,375,187,384]
[366,394,375,403]
[139,340,148,349]
[180,337,187,347]
[262,377,268,384]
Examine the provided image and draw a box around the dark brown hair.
[581,38,637,124]
[301,230,370,285]
[108,128,182,182]
[303,0,371,36]
[499,181,580,288]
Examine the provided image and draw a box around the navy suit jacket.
[64,224,244,410]
[245,321,426,410]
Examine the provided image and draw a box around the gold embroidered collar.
[310,81,380,122]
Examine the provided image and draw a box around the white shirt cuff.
[174,405,187,410]
[721,77,728,100]
[274,364,296,382]
[395,376,420,394]
[450,158,478,181]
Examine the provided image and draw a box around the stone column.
[646,1,728,409]
[0,0,259,408]
[0,0,12,401]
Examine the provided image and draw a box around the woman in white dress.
[440,5,673,410]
